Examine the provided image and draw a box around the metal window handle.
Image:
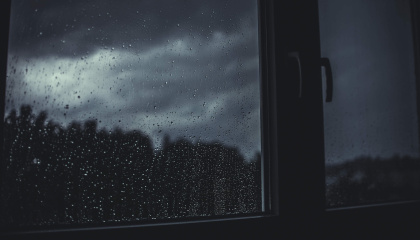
[288,52,303,98]
[320,57,333,102]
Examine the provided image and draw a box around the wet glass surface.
[1,0,262,226]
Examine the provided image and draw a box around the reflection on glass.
[1,0,262,226]
[319,0,420,208]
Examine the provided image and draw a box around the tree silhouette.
[326,155,420,208]
[3,105,419,226]
[1,105,262,227]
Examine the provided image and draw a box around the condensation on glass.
[0,0,262,226]
[319,0,420,208]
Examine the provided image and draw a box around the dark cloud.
[9,0,257,58]
[6,0,261,160]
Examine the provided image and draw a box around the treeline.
[326,155,420,208]
[0,105,261,227]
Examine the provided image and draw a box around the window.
[1,0,419,239]
[319,0,420,208]
[1,0,272,231]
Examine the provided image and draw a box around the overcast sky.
[5,0,261,161]
[319,0,419,164]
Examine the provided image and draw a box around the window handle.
[288,52,303,98]
[320,57,333,102]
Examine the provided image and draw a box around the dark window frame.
[1,0,420,239]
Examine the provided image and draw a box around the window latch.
[320,57,333,102]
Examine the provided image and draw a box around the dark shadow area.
[0,105,261,228]
[326,155,420,208]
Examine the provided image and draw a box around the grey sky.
[319,0,419,164]
[5,0,261,161]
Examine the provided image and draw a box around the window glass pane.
[1,0,262,226]
[319,0,420,208]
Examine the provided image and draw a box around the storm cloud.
[5,0,261,160]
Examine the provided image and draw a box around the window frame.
[0,0,281,238]
[1,0,420,239]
